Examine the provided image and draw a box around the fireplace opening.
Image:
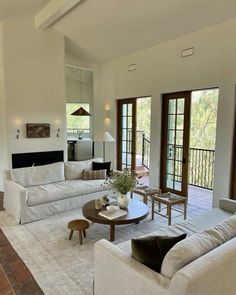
[12,150,64,168]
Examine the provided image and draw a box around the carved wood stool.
[68,219,89,245]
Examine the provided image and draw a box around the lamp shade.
[94,131,115,142]
[71,107,91,116]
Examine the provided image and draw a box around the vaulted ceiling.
[1,0,236,64]
[52,0,236,63]
[0,0,49,21]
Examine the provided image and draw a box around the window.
[66,103,90,136]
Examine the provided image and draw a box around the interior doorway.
[160,88,219,201]
[117,96,151,184]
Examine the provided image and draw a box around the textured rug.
[0,199,208,295]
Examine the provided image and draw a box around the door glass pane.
[122,104,127,116]
[122,129,127,140]
[165,96,187,193]
[168,114,176,129]
[126,153,131,165]
[175,161,182,177]
[122,116,127,127]
[174,181,181,191]
[122,141,127,152]
[167,174,174,189]
[127,141,132,153]
[128,117,132,128]
[167,145,174,159]
[128,104,132,116]
[169,99,176,114]
[122,153,126,163]
[176,131,183,145]
[168,130,175,144]
[128,129,132,140]
[167,160,174,174]
[177,98,185,114]
[120,102,135,171]
[176,115,184,130]
[175,146,183,161]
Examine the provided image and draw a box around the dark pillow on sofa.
[92,161,111,176]
[131,234,187,272]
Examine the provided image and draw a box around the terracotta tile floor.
[0,192,4,211]
[0,192,43,295]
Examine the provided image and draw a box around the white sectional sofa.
[3,158,109,224]
[94,198,236,295]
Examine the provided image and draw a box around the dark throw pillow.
[92,161,111,176]
[131,234,187,272]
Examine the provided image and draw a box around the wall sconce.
[16,129,20,139]
[56,128,60,138]
[105,109,111,119]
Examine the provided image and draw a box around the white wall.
[0,22,8,191]
[94,18,236,207]
[65,67,93,105]
[0,17,66,190]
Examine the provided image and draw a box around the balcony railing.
[142,134,150,169]
[189,147,215,190]
[135,131,150,170]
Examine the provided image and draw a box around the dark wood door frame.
[117,98,137,171]
[230,104,236,199]
[160,91,191,197]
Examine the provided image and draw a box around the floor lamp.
[94,132,115,161]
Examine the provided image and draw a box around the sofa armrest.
[3,180,27,223]
[219,198,236,213]
[94,239,170,295]
[169,237,236,295]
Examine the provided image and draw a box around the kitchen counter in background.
[67,138,94,161]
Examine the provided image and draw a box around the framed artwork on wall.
[26,123,50,138]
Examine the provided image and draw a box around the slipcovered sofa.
[3,158,109,224]
[94,198,236,295]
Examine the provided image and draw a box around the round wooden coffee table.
[82,199,149,241]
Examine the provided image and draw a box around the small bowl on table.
[106,205,119,211]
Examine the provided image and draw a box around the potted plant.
[105,169,138,208]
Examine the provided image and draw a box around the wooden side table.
[68,219,89,245]
[131,186,161,204]
[152,193,187,225]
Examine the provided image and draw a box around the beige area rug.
[0,202,201,295]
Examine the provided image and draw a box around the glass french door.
[160,92,191,197]
[117,99,136,171]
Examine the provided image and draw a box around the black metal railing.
[142,134,150,169]
[134,130,150,170]
[189,147,215,190]
[67,128,90,138]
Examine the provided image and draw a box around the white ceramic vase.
[118,193,129,209]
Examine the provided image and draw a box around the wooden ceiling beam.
[35,0,82,30]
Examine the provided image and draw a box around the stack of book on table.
[99,209,127,220]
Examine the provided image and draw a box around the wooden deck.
[136,175,213,219]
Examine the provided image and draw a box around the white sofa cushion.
[161,214,236,279]
[26,179,106,206]
[11,162,65,187]
[65,158,103,180]
[117,208,232,256]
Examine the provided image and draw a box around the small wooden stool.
[68,219,89,245]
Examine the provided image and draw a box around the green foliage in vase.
[105,169,137,194]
